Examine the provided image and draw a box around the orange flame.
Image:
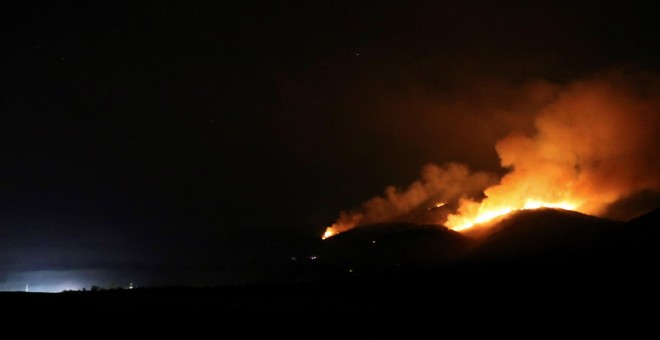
[321,70,660,240]
[322,228,337,240]
[447,200,578,231]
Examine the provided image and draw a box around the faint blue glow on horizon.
[1,267,250,291]
[0,270,112,292]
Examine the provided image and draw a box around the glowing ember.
[321,228,336,240]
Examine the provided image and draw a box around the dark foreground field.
[1,264,655,309]
[2,208,658,309]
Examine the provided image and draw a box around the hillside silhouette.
[310,207,660,286]
[463,208,622,265]
[319,222,471,272]
[2,207,658,308]
[314,208,625,271]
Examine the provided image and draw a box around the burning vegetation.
[323,70,660,239]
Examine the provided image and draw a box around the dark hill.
[317,223,472,275]
[617,207,660,266]
[626,207,660,236]
[465,208,622,265]
[311,207,658,277]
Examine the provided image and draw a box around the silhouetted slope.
[626,207,660,236]
[289,207,660,286]
[464,208,623,265]
[618,207,660,265]
[318,223,471,274]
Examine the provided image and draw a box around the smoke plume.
[324,163,495,237]
[325,69,660,237]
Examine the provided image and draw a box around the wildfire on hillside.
[322,70,660,239]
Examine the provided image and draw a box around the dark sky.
[2,1,660,289]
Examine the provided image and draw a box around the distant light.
[372,240,376,244]
[310,256,317,260]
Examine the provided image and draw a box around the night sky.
[2,1,660,290]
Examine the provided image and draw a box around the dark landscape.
[2,3,659,310]
[2,207,657,308]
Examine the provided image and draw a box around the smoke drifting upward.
[447,70,660,230]
[323,163,496,238]
[324,69,660,238]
